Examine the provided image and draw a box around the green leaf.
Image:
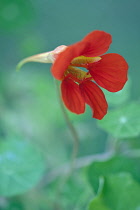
[89,194,111,210]
[89,173,140,210]
[88,155,140,194]
[98,102,140,138]
[0,139,45,196]
[103,79,131,107]
[34,171,93,210]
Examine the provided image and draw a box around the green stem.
[54,79,79,170]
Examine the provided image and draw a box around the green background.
[0,0,140,209]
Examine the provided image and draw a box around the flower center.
[64,56,101,83]
[64,66,92,83]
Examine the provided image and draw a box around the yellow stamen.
[71,56,101,67]
[65,66,92,82]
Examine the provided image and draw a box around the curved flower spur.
[17,30,128,120]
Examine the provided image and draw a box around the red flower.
[51,30,128,120]
[17,30,128,120]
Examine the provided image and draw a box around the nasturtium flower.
[17,30,128,120]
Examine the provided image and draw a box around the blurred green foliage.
[0,0,140,209]
[89,173,140,210]
[88,156,140,194]
[0,0,34,31]
[98,102,140,138]
[0,139,45,196]
[102,80,131,107]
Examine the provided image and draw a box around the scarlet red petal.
[88,53,128,92]
[79,81,108,120]
[51,42,89,80]
[82,30,112,57]
[61,78,85,114]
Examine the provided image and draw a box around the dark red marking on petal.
[79,80,108,120]
[88,53,128,92]
[61,78,85,114]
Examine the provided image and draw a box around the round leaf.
[89,173,140,210]
[98,102,140,138]
[0,139,45,196]
[88,155,140,194]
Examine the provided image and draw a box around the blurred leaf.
[98,102,140,138]
[61,172,92,209]
[0,139,45,196]
[3,199,25,210]
[127,137,140,149]
[21,171,93,210]
[0,0,34,30]
[59,173,92,209]
[89,194,111,210]
[103,79,131,107]
[88,155,140,194]
[89,173,140,210]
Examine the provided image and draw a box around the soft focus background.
[0,0,140,209]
